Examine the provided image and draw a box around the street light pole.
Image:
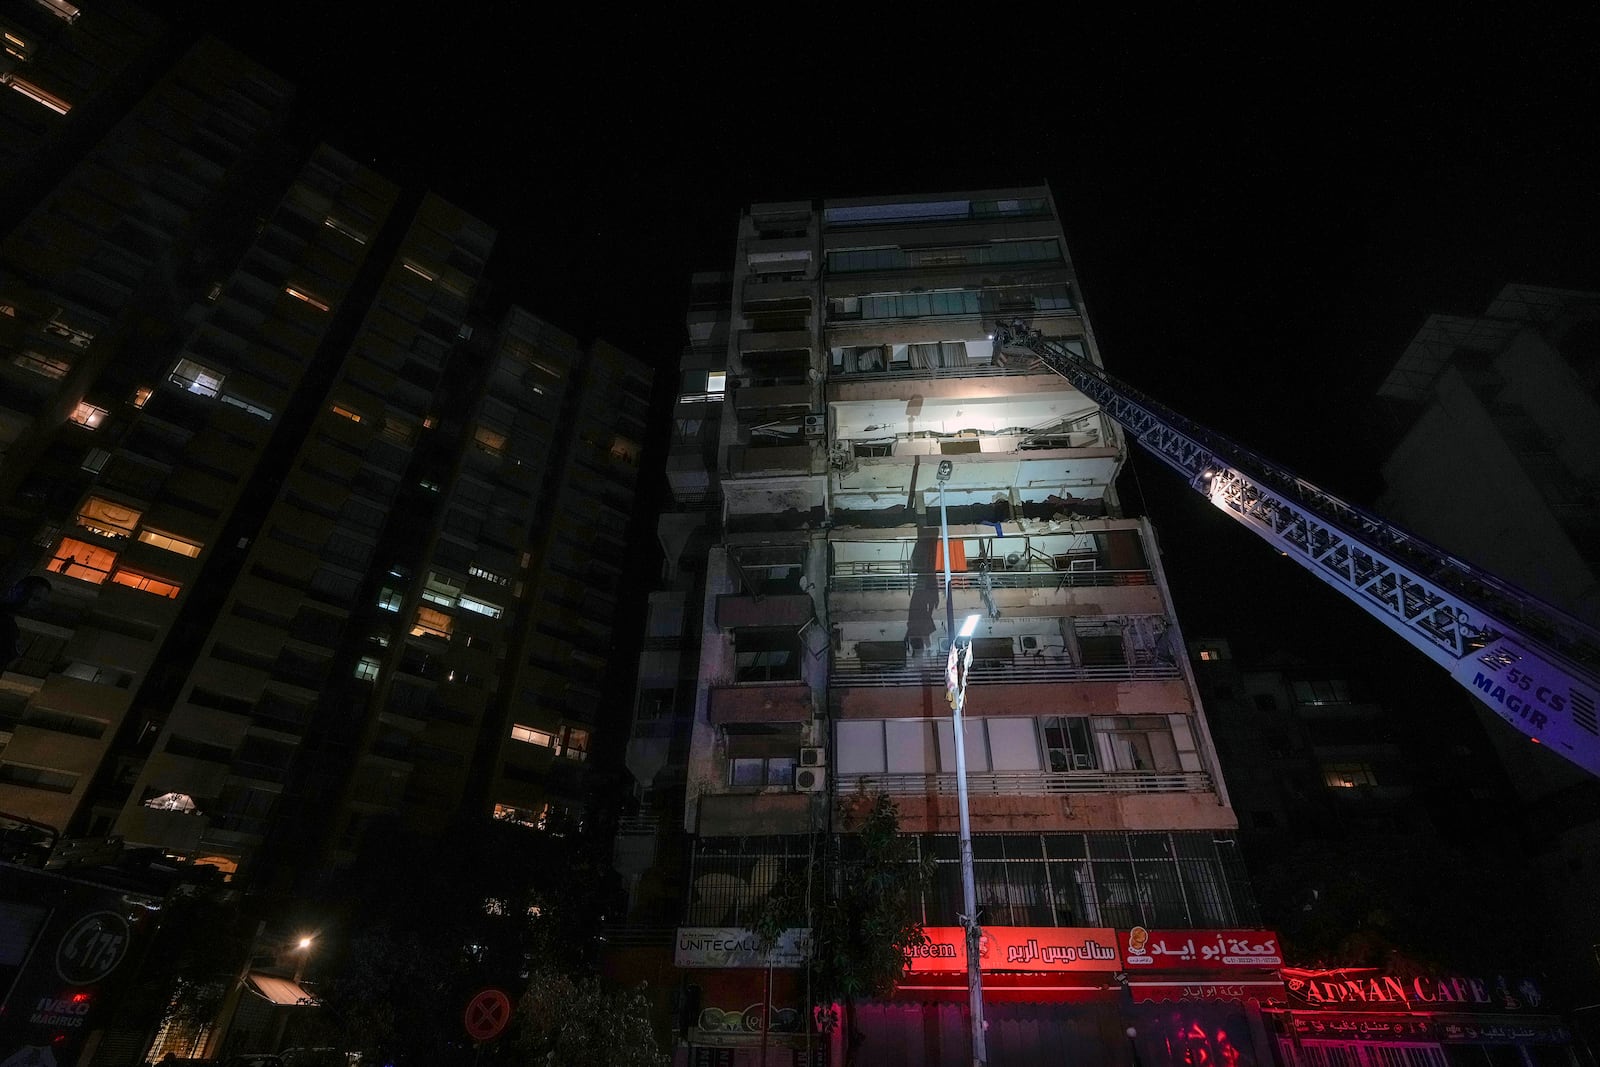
[937,459,987,1067]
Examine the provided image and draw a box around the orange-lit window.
[284,287,330,312]
[68,401,107,428]
[473,426,506,456]
[12,351,69,379]
[76,496,142,538]
[5,76,70,114]
[609,435,640,464]
[109,569,181,598]
[33,0,82,24]
[510,724,556,747]
[191,854,237,880]
[131,385,153,408]
[331,405,362,423]
[410,606,453,639]
[137,529,203,558]
[47,538,116,584]
[422,415,437,429]
[561,726,590,761]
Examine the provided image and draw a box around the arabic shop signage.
[906,927,1119,973]
[675,927,810,969]
[1282,968,1548,1012]
[1289,1014,1570,1045]
[1120,927,1282,972]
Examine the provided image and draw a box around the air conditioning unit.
[1072,754,1094,769]
[803,414,826,438]
[1021,636,1040,651]
[799,746,827,768]
[794,766,827,793]
[1005,552,1025,570]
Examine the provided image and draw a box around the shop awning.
[247,972,319,1007]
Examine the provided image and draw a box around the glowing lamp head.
[936,459,953,483]
[297,936,314,950]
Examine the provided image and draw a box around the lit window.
[473,426,506,456]
[1323,762,1378,789]
[131,385,153,408]
[354,656,381,681]
[32,0,81,24]
[510,724,556,747]
[4,75,70,114]
[144,792,197,812]
[1198,650,1215,661]
[76,496,142,538]
[492,802,541,828]
[218,393,273,420]
[458,596,502,620]
[284,286,330,311]
[422,415,437,429]
[469,565,508,586]
[68,401,108,428]
[47,538,115,584]
[609,436,640,464]
[411,606,453,639]
[169,358,224,397]
[331,405,362,423]
[44,317,93,348]
[376,587,404,612]
[323,216,368,244]
[560,726,590,761]
[706,371,726,394]
[207,282,223,302]
[12,351,69,379]
[137,529,203,558]
[401,260,434,281]
[109,569,181,598]
[81,448,110,474]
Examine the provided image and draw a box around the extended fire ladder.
[993,323,1600,779]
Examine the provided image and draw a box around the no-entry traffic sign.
[464,987,512,1041]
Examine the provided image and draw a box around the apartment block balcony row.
[838,768,1213,797]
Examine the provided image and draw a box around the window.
[47,538,115,583]
[354,656,381,681]
[469,564,509,586]
[169,358,224,398]
[81,448,110,474]
[218,393,273,420]
[1042,716,1097,771]
[284,286,331,311]
[510,724,556,748]
[401,260,434,281]
[473,425,506,456]
[76,496,142,538]
[32,0,82,24]
[0,764,79,793]
[109,569,181,598]
[458,595,503,620]
[729,756,797,788]
[411,605,453,639]
[12,351,69,379]
[561,727,589,761]
[332,404,363,423]
[1293,679,1351,705]
[5,76,71,114]
[323,216,368,244]
[733,627,801,682]
[1094,716,1179,773]
[1323,762,1378,788]
[376,587,404,612]
[637,688,674,720]
[68,401,108,428]
[131,385,152,408]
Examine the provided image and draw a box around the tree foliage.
[518,968,667,1067]
[750,794,931,1064]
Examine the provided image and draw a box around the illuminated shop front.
[1269,967,1582,1067]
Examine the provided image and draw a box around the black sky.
[144,4,1600,664]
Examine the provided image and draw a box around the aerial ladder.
[992,322,1600,780]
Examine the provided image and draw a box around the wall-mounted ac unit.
[799,746,826,768]
[803,414,826,437]
[1021,636,1040,651]
[794,766,827,793]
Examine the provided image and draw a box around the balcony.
[831,655,1178,688]
[830,655,1189,719]
[734,383,812,416]
[830,564,1152,595]
[739,329,812,354]
[715,593,813,629]
[838,768,1212,797]
[725,444,815,476]
[708,682,811,725]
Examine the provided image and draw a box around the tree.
[518,968,667,1067]
[751,794,931,1067]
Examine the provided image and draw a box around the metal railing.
[830,359,1052,383]
[830,566,1153,594]
[615,813,663,835]
[830,656,1180,687]
[838,769,1212,796]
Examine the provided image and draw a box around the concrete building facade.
[617,189,1271,1065]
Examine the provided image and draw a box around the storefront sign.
[1129,979,1285,1004]
[675,928,810,969]
[1438,1019,1570,1044]
[906,927,1119,973]
[1121,927,1282,970]
[1282,967,1547,1011]
[1290,1013,1436,1040]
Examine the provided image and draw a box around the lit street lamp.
[937,458,988,1067]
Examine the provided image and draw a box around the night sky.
[144,4,1600,668]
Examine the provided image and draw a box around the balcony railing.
[830,564,1152,594]
[838,769,1212,796]
[829,359,1054,383]
[831,655,1180,687]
